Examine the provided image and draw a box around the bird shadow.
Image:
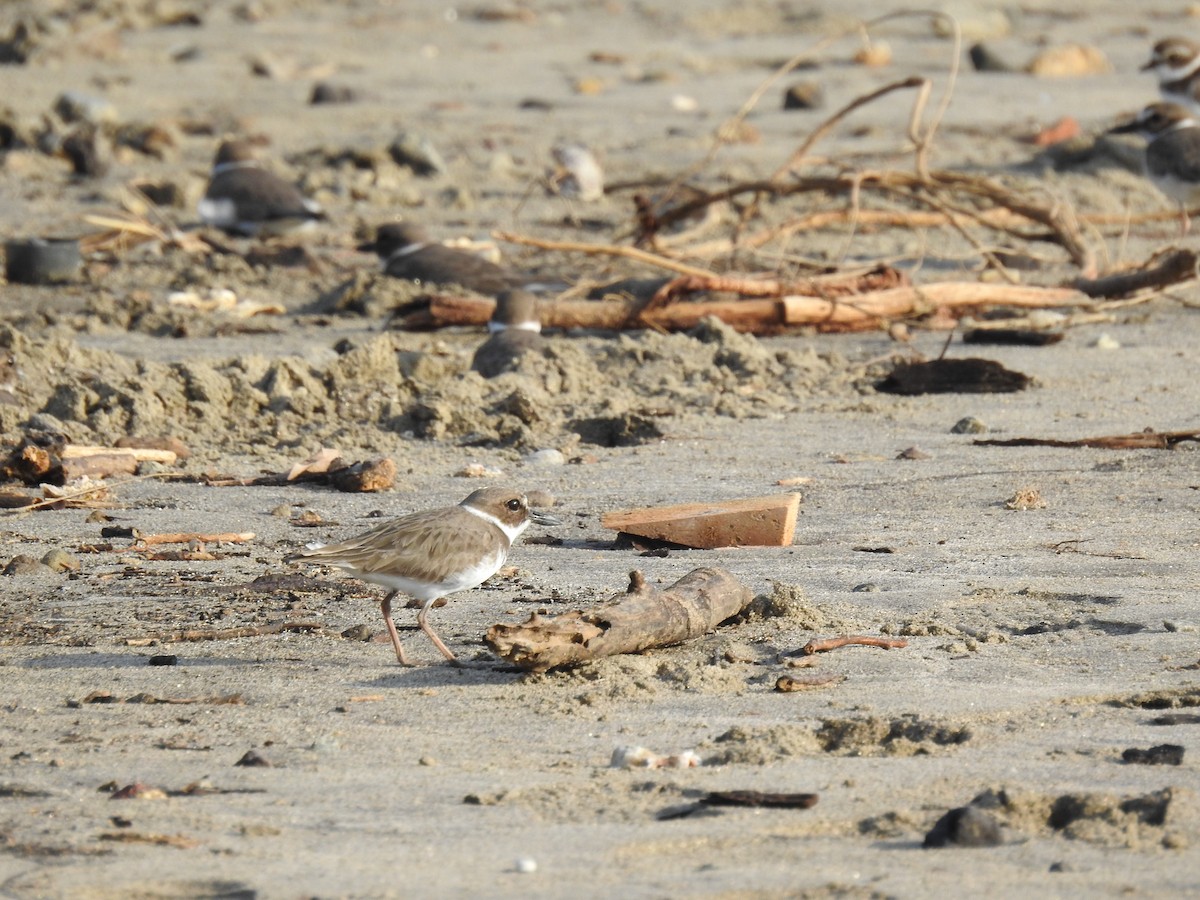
[355,656,527,689]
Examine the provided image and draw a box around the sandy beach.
[0,1,1198,897]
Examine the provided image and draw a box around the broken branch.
[485,567,754,672]
[134,531,256,547]
[1074,248,1198,298]
[974,429,1200,450]
[410,281,1091,335]
[801,635,909,654]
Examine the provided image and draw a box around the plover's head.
[212,139,259,169]
[1110,102,1198,140]
[1142,37,1200,80]
[359,222,430,257]
[489,289,542,334]
[460,487,562,540]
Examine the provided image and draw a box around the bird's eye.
[506,498,522,511]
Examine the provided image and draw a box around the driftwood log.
[485,567,754,672]
[974,428,1200,450]
[405,282,1093,335]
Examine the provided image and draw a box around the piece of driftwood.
[0,488,35,509]
[602,494,800,549]
[3,440,177,484]
[876,358,1031,394]
[1074,248,1198,299]
[700,792,816,816]
[485,568,754,672]
[701,790,820,809]
[134,531,256,547]
[114,435,191,460]
[405,282,1092,334]
[801,635,910,654]
[61,453,140,481]
[60,444,178,464]
[974,429,1200,450]
[204,456,396,492]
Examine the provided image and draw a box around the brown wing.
[291,507,504,584]
[206,168,321,222]
[386,245,518,295]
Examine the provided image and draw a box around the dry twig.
[801,635,909,654]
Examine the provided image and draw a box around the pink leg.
[379,592,412,666]
[417,599,460,665]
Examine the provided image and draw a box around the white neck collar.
[488,321,541,334]
[386,242,427,262]
[465,505,528,542]
[211,159,261,176]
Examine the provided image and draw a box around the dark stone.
[148,655,178,666]
[969,43,1015,72]
[923,805,1004,848]
[1150,713,1200,726]
[962,329,1064,346]
[4,237,81,285]
[876,358,1031,394]
[309,82,358,105]
[234,750,272,767]
[1122,744,1184,766]
[782,81,824,110]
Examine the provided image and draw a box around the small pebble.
[524,448,565,467]
[389,131,446,176]
[514,857,537,874]
[852,583,880,593]
[951,416,987,434]
[1026,43,1111,78]
[782,81,823,110]
[1005,487,1046,510]
[853,40,891,67]
[235,749,272,767]
[457,463,505,478]
[969,42,1015,72]
[341,624,372,642]
[418,755,438,767]
[41,549,80,573]
[309,81,358,105]
[1092,333,1120,350]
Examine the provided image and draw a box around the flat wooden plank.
[601,493,800,549]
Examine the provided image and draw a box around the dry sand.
[1,1,1199,898]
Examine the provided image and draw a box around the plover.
[471,289,549,378]
[1141,38,1200,116]
[358,223,525,296]
[1109,101,1200,232]
[285,487,561,665]
[197,140,325,236]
